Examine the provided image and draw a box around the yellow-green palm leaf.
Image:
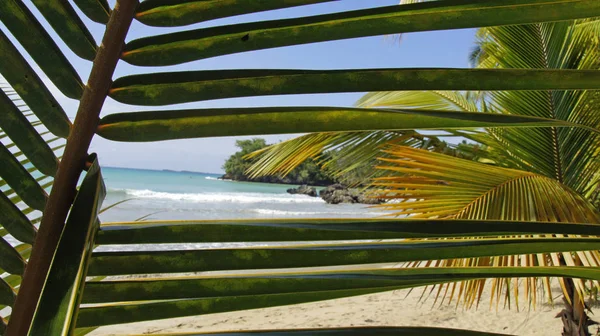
[374,145,600,308]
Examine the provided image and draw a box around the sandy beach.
[90,280,589,336]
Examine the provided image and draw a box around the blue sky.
[15,1,476,173]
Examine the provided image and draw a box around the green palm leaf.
[0,90,58,176]
[0,0,84,99]
[0,31,72,137]
[471,21,600,201]
[94,327,509,336]
[110,68,600,106]
[0,79,65,331]
[0,235,25,275]
[375,146,599,222]
[123,0,600,66]
[29,0,97,60]
[244,91,486,183]
[370,146,600,310]
[0,278,15,308]
[136,0,336,27]
[77,264,600,327]
[29,155,105,335]
[71,0,110,24]
[97,106,587,142]
[96,218,600,244]
[357,90,480,112]
[81,266,600,304]
[245,131,436,182]
[244,16,600,322]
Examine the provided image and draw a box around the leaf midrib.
[535,23,565,183]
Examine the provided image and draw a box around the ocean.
[0,168,387,317]
[100,167,389,224]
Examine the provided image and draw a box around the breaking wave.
[108,188,325,204]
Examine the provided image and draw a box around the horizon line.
[103,165,222,175]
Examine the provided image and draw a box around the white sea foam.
[204,176,219,180]
[112,188,325,204]
[253,209,324,216]
[253,208,390,216]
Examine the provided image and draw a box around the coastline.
[219,174,333,187]
[217,176,328,189]
[218,177,381,205]
[99,168,386,223]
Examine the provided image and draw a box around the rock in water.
[319,184,354,204]
[357,193,384,205]
[286,184,317,197]
[319,184,384,204]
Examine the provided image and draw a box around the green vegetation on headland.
[221,138,385,204]
[221,138,335,186]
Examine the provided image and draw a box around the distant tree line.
[221,138,335,186]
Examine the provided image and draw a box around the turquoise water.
[100,167,387,223]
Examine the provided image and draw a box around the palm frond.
[375,146,599,222]
[470,20,600,199]
[246,90,487,184]
[356,19,600,199]
[2,1,600,334]
[0,78,66,323]
[245,131,443,185]
[357,90,480,112]
[373,146,600,308]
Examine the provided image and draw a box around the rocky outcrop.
[319,184,384,204]
[355,193,385,205]
[286,185,318,197]
[319,184,354,204]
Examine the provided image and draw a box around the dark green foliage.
[222,138,334,186]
